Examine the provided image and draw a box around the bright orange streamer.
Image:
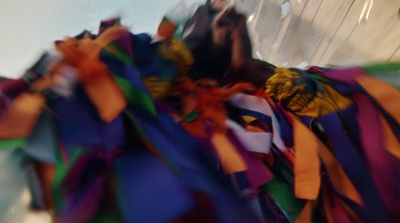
[295,201,313,223]
[54,27,128,123]
[356,75,400,124]
[211,132,247,174]
[0,93,45,138]
[318,145,363,206]
[290,114,321,200]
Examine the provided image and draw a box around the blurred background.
[1,0,400,222]
[1,0,399,78]
[236,0,400,68]
[0,0,201,79]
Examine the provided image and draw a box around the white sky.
[0,0,202,78]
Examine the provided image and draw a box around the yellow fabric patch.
[294,83,352,117]
[158,39,194,75]
[266,67,353,117]
[241,115,257,124]
[266,67,303,101]
[142,76,172,100]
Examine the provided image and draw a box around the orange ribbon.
[295,201,313,223]
[290,114,321,200]
[0,93,45,138]
[55,28,128,123]
[211,132,247,174]
[356,75,400,124]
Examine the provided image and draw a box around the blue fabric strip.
[338,105,364,156]
[319,112,391,222]
[276,106,293,147]
[114,149,194,223]
[235,108,272,127]
[125,108,261,222]
[320,164,370,223]
[233,171,251,190]
[50,88,103,149]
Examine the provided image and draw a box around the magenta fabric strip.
[354,91,400,219]
[115,33,134,59]
[322,67,365,84]
[227,130,273,189]
[328,189,352,223]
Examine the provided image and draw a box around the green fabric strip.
[23,71,37,83]
[362,63,400,90]
[0,138,26,150]
[361,63,400,73]
[366,73,400,90]
[102,42,132,64]
[310,74,332,84]
[114,75,157,116]
[185,112,199,122]
[88,212,122,223]
[263,178,303,222]
[123,110,156,148]
[361,63,400,90]
[51,147,89,213]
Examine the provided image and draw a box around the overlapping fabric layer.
[1,3,400,223]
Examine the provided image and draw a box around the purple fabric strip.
[321,165,370,223]
[276,104,294,148]
[319,112,391,222]
[61,153,110,222]
[101,115,126,154]
[354,92,400,220]
[339,105,364,156]
[61,176,105,223]
[227,130,273,189]
[115,33,134,59]
[325,186,352,223]
[63,154,110,194]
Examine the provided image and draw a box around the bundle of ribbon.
[0,1,400,222]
